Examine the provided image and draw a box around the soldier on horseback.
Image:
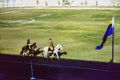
[49,38,54,53]
[20,39,31,56]
[20,39,42,56]
[27,39,32,50]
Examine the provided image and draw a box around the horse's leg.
[30,50,34,56]
[26,50,30,56]
[20,49,26,56]
[23,52,26,56]
[20,47,24,55]
[51,49,60,60]
[50,53,54,59]
[43,47,49,59]
[44,51,48,59]
[56,52,60,60]
[51,52,60,60]
[20,51,23,55]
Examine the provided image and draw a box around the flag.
[96,17,114,50]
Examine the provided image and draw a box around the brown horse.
[28,42,38,56]
[20,45,30,56]
[20,42,38,56]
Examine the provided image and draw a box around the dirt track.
[0,54,120,80]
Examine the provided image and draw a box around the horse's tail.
[20,48,23,55]
[20,46,25,55]
[20,51,23,55]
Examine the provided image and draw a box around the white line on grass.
[20,18,35,24]
[0,10,17,14]
[1,18,35,24]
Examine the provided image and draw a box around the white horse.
[43,44,63,60]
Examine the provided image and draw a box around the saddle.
[48,46,54,52]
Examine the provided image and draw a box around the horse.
[33,48,43,56]
[28,42,38,56]
[43,44,63,60]
[20,44,30,56]
[28,42,43,56]
[20,42,40,56]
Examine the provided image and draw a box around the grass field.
[0,7,120,62]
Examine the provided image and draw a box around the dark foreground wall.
[0,54,120,80]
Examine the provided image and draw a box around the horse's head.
[56,44,63,50]
[33,42,36,45]
[31,42,38,49]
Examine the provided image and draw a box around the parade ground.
[0,7,120,62]
[0,7,120,80]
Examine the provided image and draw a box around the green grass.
[0,8,120,63]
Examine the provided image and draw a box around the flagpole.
[111,16,114,63]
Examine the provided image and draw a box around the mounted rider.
[49,38,54,53]
[27,39,39,55]
[27,39,32,50]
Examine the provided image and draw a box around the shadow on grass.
[0,53,120,80]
